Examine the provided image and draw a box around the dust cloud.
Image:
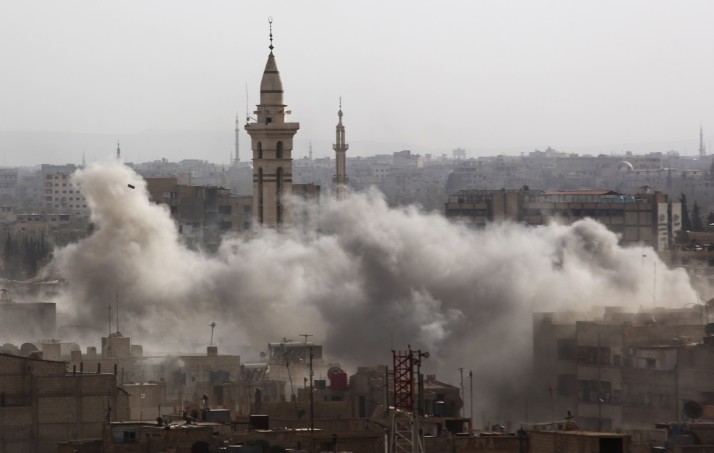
[46,162,698,416]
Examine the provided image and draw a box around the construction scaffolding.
[390,348,425,453]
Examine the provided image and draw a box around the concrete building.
[145,177,252,246]
[445,188,681,251]
[0,352,129,453]
[528,430,629,453]
[0,296,56,342]
[245,29,300,227]
[532,306,711,431]
[41,164,89,216]
[0,168,18,201]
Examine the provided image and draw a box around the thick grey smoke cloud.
[48,162,698,414]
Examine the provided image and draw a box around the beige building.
[445,188,681,251]
[0,352,129,453]
[41,164,89,216]
[245,35,300,227]
[532,306,712,431]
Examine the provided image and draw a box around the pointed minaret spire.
[116,141,121,161]
[700,124,706,158]
[333,97,349,200]
[309,141,313,160]
[245,18,300,227]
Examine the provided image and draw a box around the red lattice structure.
[392,350,414,412]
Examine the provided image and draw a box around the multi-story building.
[40,164,89,216]
[0,352,129,453]
[445,188,681,251]
[145,177,252,247]
[0,168,18,201]
[532,305,711,431]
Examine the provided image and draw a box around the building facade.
[445,188,681,251]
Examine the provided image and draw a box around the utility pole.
[209,322,216,347]
[458,368,465,418]
[469,370,473,431]
[310,345,314,432]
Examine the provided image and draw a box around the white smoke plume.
[47,162,698,416]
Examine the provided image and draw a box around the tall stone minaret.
[116,141,121,161]
[245,19,300,227]
[333,98,349,200]
[700,124,706,158]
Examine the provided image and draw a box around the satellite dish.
[705,323,714,337]
[20,343,39,356]
[683,400,703,420]
[0,343,20,356]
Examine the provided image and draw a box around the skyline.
[1,1,714,165]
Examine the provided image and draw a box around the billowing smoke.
[47,162,698,416]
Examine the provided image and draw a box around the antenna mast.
[245,83,251,123]
[115,292,120,334]
[210,322,216,347]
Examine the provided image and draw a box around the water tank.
[328,367,348,391]
[249,414,269,430]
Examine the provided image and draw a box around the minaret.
[234,114,240,165]
[245,18,300,227]
[333,98,349,200]
[700,124,706,158]
[116,141,121,161]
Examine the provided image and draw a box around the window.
[277,141,284,159]
[577,346,610,365]
[557,374,577,396]
[557,339,577,361]
[112,430,138,444]
[218,205,231,215]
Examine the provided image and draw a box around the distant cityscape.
[4,18,714,453]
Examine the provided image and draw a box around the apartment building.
[445,188,681,251]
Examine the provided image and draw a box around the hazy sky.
[2,1,714,165]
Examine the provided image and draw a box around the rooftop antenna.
[210,322,216,347]
[299,333,313,343]
[234,113,240,164]
[245,83,253,123]
[115,292,120,334]
[309,141,313,160]
[108,303,111,335]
